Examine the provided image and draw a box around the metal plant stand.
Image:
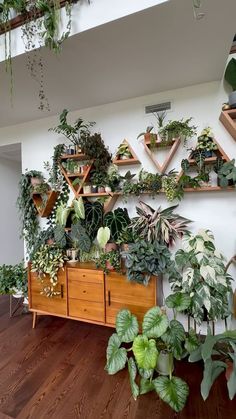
[9,294,24,317]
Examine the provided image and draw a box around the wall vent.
[145,102,171,114]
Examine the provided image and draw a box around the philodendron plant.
[105,307,190,412]
[167,229,233,324]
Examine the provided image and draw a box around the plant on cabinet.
[105,307,190,412]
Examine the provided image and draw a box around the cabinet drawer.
[29,270,67,316]
[68,280,104,302]
[69,299,105,322]
[67,268,103,283]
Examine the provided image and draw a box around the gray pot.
[156,351,174,376]
[229,91,236,108]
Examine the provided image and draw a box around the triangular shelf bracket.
[113,139,140,166]
[32,190,59,217]
[143,137,181,173]
[219,109,236,142]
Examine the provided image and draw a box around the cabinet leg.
[32,312,37,329]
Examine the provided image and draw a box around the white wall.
[0,157,24,265]
[0,79,235,332]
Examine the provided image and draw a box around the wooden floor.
[0,296,236,419]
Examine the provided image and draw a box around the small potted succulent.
[90,171,107,193]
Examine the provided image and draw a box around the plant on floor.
[96,250,121,274]
[167,229,233,324]
[159,118,197,146]
[17,170,45,254]
[31,243,67,297]
[214,159,236,187]
[189,328,236,401]
[130,201,191,247]
[105,307,190,412]
[104,207,130,243]
[0,263,27,296]
[122,240,174,285]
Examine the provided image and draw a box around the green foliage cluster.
[96,250,121,274]
[0,263,27,295]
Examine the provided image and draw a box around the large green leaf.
[73,197,85,220]
[185,328,200,354]
[104,208,130,242]
[142,307,169,338]
[153,376,189,412]
[225,57,236,91]
[138,367,154,379]
[97,226,111,249]
[227,342,236,400]
[83,201,103,240]
[140,377,155,395]
[71,222,91,253]
[132,335,158,369]
[166,292,191,312]
[188,346,202,363]
[201,359,226,400]
[105,333,127,375]
[128,357,139,400]
[116,309,139,343]
[161,320,186,360]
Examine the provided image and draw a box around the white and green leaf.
[116,309,139,343]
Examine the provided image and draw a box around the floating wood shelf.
[188,156,218,165]
[219,109,236,142]
[67,172,85,178]
[183,186,235,192]
[143,137,181,173]
[113,140,140,166]
[32,191,59,218]
[61,153,88,161]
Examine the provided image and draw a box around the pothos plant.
[31,243,67,297]
[167,229,233,324]
[105,307,190,412]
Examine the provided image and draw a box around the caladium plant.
[167,229,233,324]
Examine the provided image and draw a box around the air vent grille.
[145,102,171,114]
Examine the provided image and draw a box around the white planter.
[83,185,92,194]
[156,351,174,376]
[71,249,78,262]
[105,186,112,193]
[229,91,236,108]
[11,288,24,299]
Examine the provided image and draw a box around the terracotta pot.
[144,133,157,144]
[31,177,42,187]
[121,243,130,252]
[105,243,117,252]
[98,186,105,193]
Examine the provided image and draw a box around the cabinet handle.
[108,290,111,306]
[60,285,64,299]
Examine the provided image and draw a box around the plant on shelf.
[90,170,107,192]
[17,170,45,254]
[224,57,236,108]
[167,229,233,325]
[196,127,218,157]
[116,142,132,160]
[78,133,112,174]
[189,328,236,401]
[96,249,121,274]
[161,170,180,201]
[214,159,236,188]
[159,118,197,146]
[82,200,104,241]
[137,126,157,150]
[0,263,27,296]
[138,170,162,196]
[31,243,67,297]
[104,164,122,192]
[104,207,131,243]
[105,307,190,412]
[153,111,167,142]
[130,201,191,247]
[122,240,174,285]
[116,225,139,250]
[50,109,95,146]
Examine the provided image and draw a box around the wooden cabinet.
[28,263,157,328]
[105,272,157,326]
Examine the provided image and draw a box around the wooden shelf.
[61,153,88,161]
[144,139,175,148]
[219,109,236,142]
[143,137,181,173]
[79,192,112,197]
[67,172,85,178]
[113,158,140,166]
[32,191,59,218]
[189,156,218,165]
[183,186,235,192]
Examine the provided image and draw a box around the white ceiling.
[0,0,235,128]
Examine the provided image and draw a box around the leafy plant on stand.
[122,240,174,285]
[105,307,190,412]
[116,142,132,159]
[161,170,180,201]
[0,263,27,296]
[167,229,233,325]
[31,243,67,297]
[130,201,191,247]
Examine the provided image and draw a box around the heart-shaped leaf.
[116,309,139,343]
[161,320,186,360]
[105,333,127,375]
[185,328,200,354]
[153,376,189,412]
[166,292,191,312]
[97,226,111,249]
[128,357,139,400]
[142,307,169,338]
[73,197,85,219]
[132,335,158,369]
[140,377,155,395]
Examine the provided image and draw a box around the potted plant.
[161,170,179,201]
[159,118,197,147]
[83,183,92,194]
[224,58,236,108]
[104,207,131,244]
[122,240,173,285]
[167,229,233,325]
[116,225,138,252]
[105,307,190,412]
[105,164,122,192]
[137,126,158,149]
[189,328,236,401]
[196,127,218,157]
[96,249,121,273]
[214,159,236,187]
[116,142,132,160]
[0,263,27,298]
[90,171,107,193]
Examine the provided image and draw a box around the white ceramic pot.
[71,249,78,262]
[83,185,92,194]
[11,288,24,299]
[229,91,236,108]
[156,351,174,376]
[105,186,112,193]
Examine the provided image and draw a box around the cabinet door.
[105,272,157,326]
[29,269,67,316]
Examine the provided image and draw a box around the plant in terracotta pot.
[137,126,157,149]
[96,249,121,273]
[167,229,233,325]
[105,307,190,412]
[116,226,138,252]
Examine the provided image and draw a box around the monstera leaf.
[83,201,103,240]
[153,376,189,412]
[166,292,191,312]
[105,333,127,375]
[132,335,158,370]
[161,320,186,360]
[116,309,139,343]
[142,307,169,338]
[128,357,139,400]
[104,208,130,242]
